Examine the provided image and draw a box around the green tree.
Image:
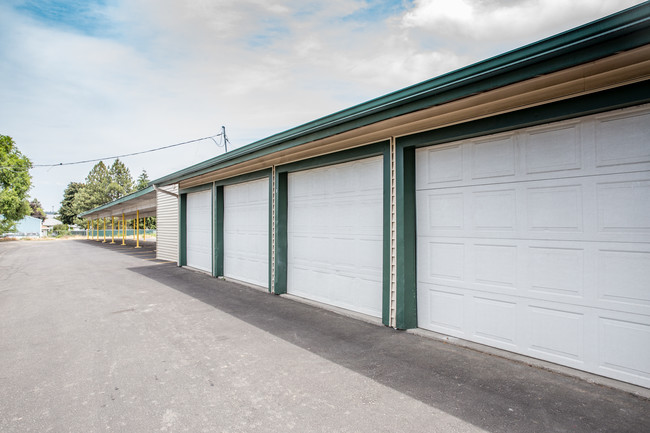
[136,169,149,191]
[0,135,32,233]
[73,161,111,215]
[108,158,133,200]
[58,182,85,225]
[29,198,46,220]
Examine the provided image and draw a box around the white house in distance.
[81,4,650,391]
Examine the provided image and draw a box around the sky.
[0,0,645,212]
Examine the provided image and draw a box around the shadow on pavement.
[129,262,650,433]
[80,239,160,261]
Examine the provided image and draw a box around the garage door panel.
[416,105,650,387]
[599,315,650,383]
[186,189,212,273]
[224,178,269,288]
[288,156,383,318]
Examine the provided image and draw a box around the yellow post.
[135,210,141,248]
[95,219,99,241]
[110,216,115,244]
[102,217,107,243]
[121,213,126,245]
[143,216,146,241]
[86,220,90,239]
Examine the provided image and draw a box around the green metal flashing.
[179,183,213,195]
[213,168,272,187]
[395,145,417,330]
[273,171,288,295]
[179,193,187,267]
[382,142,392,327]
[151,3,650,188]
[214,184,224,277]
[79,186,155,217]
[397,80,650,149]
[276,141,387,173]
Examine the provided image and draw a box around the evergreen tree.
[58,182,85,225]
[108,158,133,201]
[29,198,46,220]
[73,161,111,215]
[0,135,32,233]
[136,169,150,191]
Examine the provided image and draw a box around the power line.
[31,132,225,168]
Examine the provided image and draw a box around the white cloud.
[402,0,644,42]
[0,0,644,211]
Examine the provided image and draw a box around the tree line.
[58,160,152,227]
[1,134,153,233]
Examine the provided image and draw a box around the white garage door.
[186,189,212,273]
[224,178,269,288]
[288,156,383,318]
[416,105,650,388]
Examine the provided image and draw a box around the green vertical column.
[273,171,288,294]
[214,184,224,277]
[395,144,417,329]
[179,193,187,267]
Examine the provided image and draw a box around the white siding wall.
[156,184,179,262]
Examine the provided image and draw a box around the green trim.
[152,4,650,187]
[381,142,391,327]
[276,141,387,173]
[179,183,213,195]
[398,80,650,149]
[214,185,224,277]
[179,193,187,267]
[395,145,417,330]
[213,168,272,187]
[273,171,288,294]
[211,184,222,277]
[79,186,155,217]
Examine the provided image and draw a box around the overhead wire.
[29,132,226,168]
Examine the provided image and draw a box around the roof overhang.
[79,186,156,220]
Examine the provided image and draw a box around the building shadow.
[128,262,650,433]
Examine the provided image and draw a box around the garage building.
[146,4,650,389]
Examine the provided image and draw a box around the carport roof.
[79,186,156,220]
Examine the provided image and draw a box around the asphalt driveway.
[1,239,648,432]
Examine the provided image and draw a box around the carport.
[79,186,157,248]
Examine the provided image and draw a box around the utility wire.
[30,133,224,168]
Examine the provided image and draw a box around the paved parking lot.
[1,239,648,432]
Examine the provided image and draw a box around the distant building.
[7,216,42,237]
[42,217,62,235]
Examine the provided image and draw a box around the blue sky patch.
[15,0,115,37]
[343,0,412,23]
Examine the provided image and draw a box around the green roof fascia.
[152,2,650,187]
[79,186,155,217]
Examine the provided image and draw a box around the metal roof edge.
[151,1,650,187]
[79,186,155,217]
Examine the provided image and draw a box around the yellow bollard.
[110,216,115,244]
[135,210,141,248]
[121,213,126,246]
[102,217,107,243]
